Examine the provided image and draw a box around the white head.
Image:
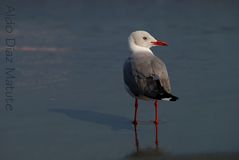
[128,30,167,53]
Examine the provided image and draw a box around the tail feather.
[161,93,178,101]
[169,94,178,101]
[154,79,178,101]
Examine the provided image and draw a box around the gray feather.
[123,53,171,99]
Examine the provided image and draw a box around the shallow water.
[0,0,239,160]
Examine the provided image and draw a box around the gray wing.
[150,55,171,93]
[123,54,171,99]
[123,57,140,97]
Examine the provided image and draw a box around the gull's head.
[129,30,168,51]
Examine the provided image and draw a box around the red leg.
[132,98,138,125]
[154,100,159,124]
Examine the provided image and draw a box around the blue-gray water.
[0,0,239,160]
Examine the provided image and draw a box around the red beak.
[151,40,168,46]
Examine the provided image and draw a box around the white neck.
[128,36,153,55]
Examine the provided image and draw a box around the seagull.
[123,30,178,125]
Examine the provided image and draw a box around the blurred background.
[0,0,239,160]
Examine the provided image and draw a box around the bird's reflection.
[133,123,159,152]
[133,124,139,152]
[129,124,239,160]
[130,122,166,159]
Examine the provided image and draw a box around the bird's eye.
[143,37,147,40]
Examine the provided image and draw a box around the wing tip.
[161,95,178,101]
[170,96,178,101]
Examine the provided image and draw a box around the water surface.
[0,0,239,160]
